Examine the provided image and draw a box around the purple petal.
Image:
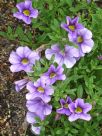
[26,111,37,124]
[66,16,71,25]
[30,9,38,18]
[29,51,40,63]
[83,103,92,113]
[13,12,23,19]
[57,108,66,115]
[84,29,92,39]
[61,23,69,32]
[51,44,60,52]
[23,64,33,72]
[81,44,93,53]
[72,16,79,24]
[57,74,66,80]
[69,102,75,113]
[16,2,25,12]
[68,114,79,122]
[75,98,84,108]
[76,23,84,29]
[43,105,52,115]
[45,49,55,60]
[22,16,31,24]
[9,51,21,64]
[54,54,64,65]
[27,82,36,93]
[31,125,41,135]
[45,86,54,95]
[10,64,23,72]
[16,46,31,58]
[64,57,76,68]
[80,113,91,121]
[25,0,32,8]
[66,97,72,104]
[60,99,66,106]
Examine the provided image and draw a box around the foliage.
[1,0,102,135]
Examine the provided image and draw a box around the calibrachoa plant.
[2,0,101,135]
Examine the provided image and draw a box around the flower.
[61,16,84,33]
[14,78,29,92]
[9,46,40,72]
[68,28,94,55]
[41,65,66,85]
[45,44,80,68]
[98,55,102,60]
[13,0,38,24]
[56,97,72,116]
[26,97,52,120]
[31,125,41,135]
[26,111,43,124]
[26,79,54,103]
[68,98,92,122]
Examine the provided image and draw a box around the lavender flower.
[41,65,66,85]
[14,78,29,92]
[9,46,40,72]
[98,55,102,60]
[13,0,38,24]
[26,97,52,120]
[26,111,42,124]
[45,44,80,68]
[68,28,94,55]
[68,98,92,122]
[57,97,72,116]
[26,79,54,103]
[61,16,84,33]
[31,125,41,135]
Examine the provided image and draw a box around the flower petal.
[68,114,79,122]
[80,113,91,121]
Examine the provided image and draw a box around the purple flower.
[13,0,38,24]
[98,55,102,60]
[26,111,42,124]
[45,44,80,68]
[31,125,41,135]
[87,0,91,3]
[26,79,54,103]
[61,16,84,33]
[68,28,94,55]
[26,97,52,120]
[41,65,66,85]
[56,97,72,116]
[68,98,92,122]
[14,78,29,92]
[9,46,40,73]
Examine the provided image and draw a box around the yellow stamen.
[77,36,83,43]
[75,107,82,113]
[23,10,30,16]
[50,73,56,78]
[64,103,68,108]
[21,58,29,64]
[37,87,44,93]
[69,25,75,31]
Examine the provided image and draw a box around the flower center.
[23,10,30,16]
[50,73,56,78]
[68,25,75,31]
[75,107,82,113]
[37,87,44,93]
[63,103,68,108]
[77,36,83,43]
[21,58,29,64]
